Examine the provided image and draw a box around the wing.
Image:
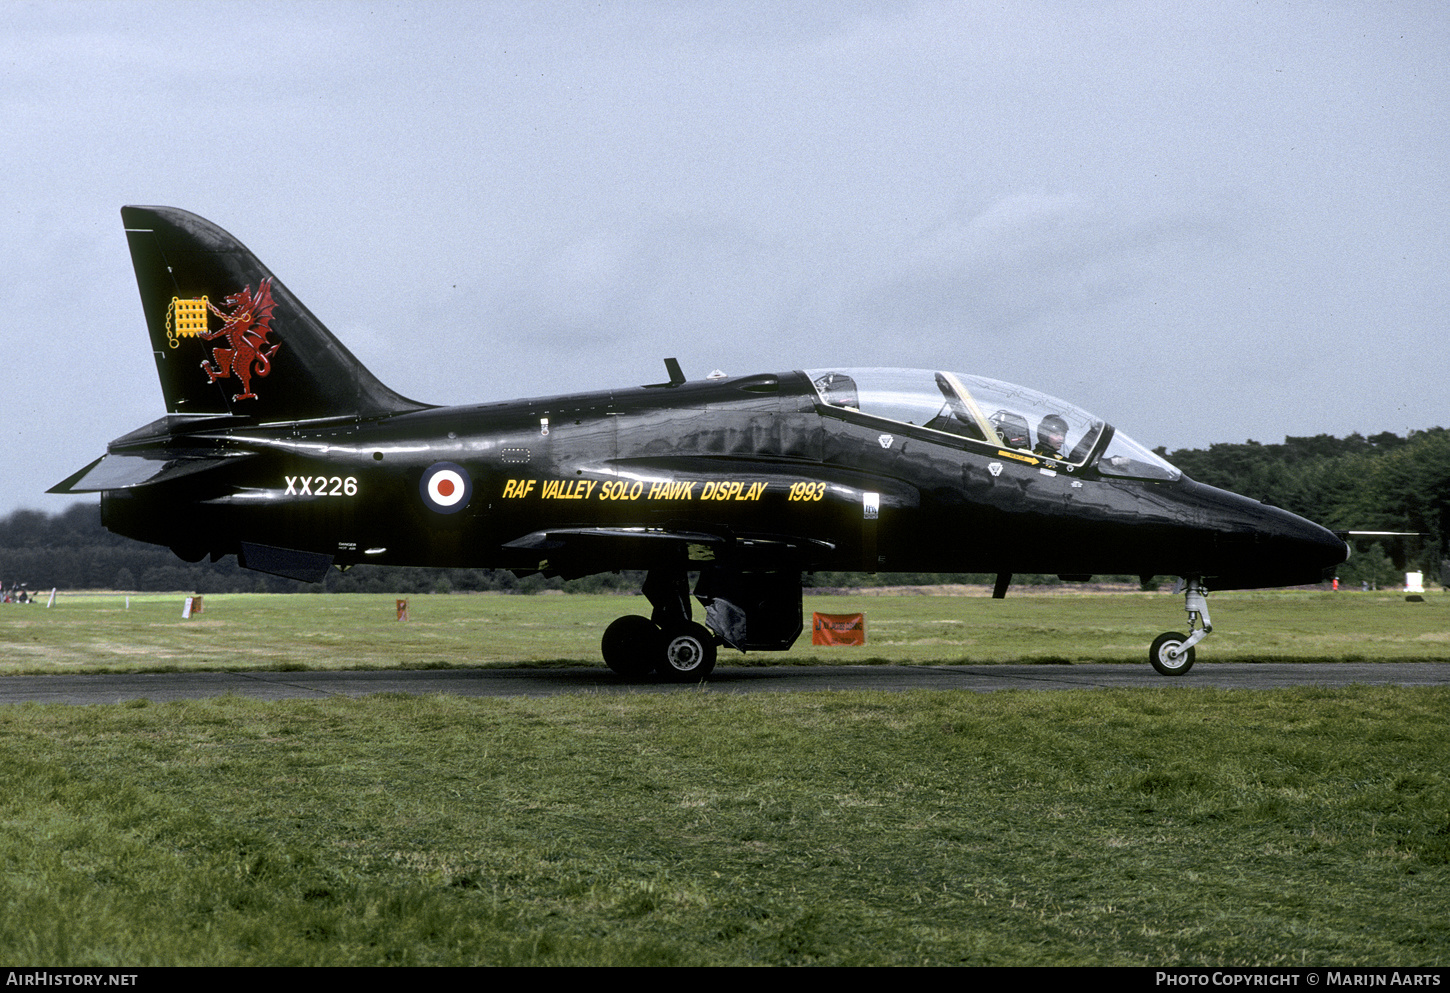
[501,525,836,578]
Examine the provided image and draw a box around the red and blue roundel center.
[420,462,472,514]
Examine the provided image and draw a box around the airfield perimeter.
[4,588,1449,966]
[3,587,1448,704]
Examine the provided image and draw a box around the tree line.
[3,426,1446,594]
[1157,427,1449,589]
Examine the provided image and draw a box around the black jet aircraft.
[52,207,1349,679]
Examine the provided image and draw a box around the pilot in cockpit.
[1034,414,1068,459]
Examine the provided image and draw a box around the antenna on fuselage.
[645,358,688,389]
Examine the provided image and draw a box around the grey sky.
[5,0,1447,515]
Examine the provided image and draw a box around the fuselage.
[99,368,1347,590]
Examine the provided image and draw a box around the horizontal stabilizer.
[48,451,254,494]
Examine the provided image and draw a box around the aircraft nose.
[1179,480,1348,588]
[1277,509,1350,569]
[1229,499,1348,587]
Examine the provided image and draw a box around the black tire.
[657,622,717,681]
[601,615,659,678]
[1149,631,1195,676]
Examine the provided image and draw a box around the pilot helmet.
[1039,414,1068,441]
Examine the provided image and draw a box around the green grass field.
[1,590,1447,965]
[3,588,1449,674]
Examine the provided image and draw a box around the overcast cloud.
[4,0,1447,515]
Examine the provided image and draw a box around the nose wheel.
[1149,631,1195,675]
[1149,579,1211,676]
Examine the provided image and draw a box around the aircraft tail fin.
[121,206,430,422]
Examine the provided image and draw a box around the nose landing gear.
[1150,578,1211,676]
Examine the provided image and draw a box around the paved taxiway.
[2,663,1449,705]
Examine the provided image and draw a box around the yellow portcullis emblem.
[166,296,210,347]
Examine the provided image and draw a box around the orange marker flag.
[812,612,865,646]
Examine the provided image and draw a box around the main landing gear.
[1150,578,1212,676]
[601,569,718,681]
[600,616,718,681]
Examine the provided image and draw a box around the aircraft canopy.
[805,368,1180,481]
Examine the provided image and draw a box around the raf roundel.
[420,462,472,514]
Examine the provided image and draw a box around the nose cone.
[1180,480,1348,590]
[1262,504,1349,572]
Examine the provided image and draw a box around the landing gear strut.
[601,568,718,680]
[1149,578,1212,676]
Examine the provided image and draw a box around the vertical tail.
[121,206,429,422]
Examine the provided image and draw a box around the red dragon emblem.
[198,278,281,401]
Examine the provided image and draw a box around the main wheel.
[601,615,660,678]
[657,622,717,681]
[1149,631,1195,676]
